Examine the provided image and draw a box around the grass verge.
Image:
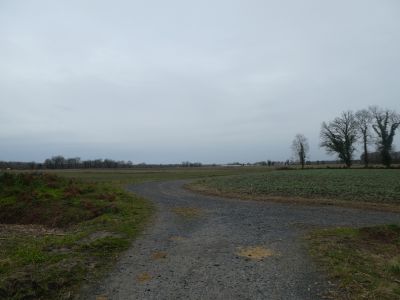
[0,173,153,299]
[308,225,400,299]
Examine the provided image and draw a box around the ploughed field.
[190,169,400,207]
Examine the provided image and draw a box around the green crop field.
[189,169,400,208]
[49,166,268,184]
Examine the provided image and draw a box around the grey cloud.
[1,0,399,163]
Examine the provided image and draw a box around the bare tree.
[52,155,66,169]
[355,109,373,167]
[320,111,358,167]
[370,106,400,168]
[291,134,309,169]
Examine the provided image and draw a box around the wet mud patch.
[236,246,275,260]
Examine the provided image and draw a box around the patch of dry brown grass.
[236,246,275,260]
[136,272,152,283]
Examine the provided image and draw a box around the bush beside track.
[0,173,152,299]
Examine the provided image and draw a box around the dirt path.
[83,180,400,300]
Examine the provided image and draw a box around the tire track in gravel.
[83,180,400,300]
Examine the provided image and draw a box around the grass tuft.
[309,224,400,299]
[0,172,153,299]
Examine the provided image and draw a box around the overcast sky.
[1,0,399,164]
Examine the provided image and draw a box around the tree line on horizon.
[1,105,399,170]
[292,106,400,168]
[0,156,208,170]
[0,156,135,170]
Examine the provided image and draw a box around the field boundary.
[186,182,400,213]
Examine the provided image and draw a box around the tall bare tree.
[370,106,400,168]
[291,134,309,169]
[320,111,358,167]
[355,109,373,167]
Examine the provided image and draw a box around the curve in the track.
[83,180,400,300]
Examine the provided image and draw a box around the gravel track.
[83,180,400,300]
